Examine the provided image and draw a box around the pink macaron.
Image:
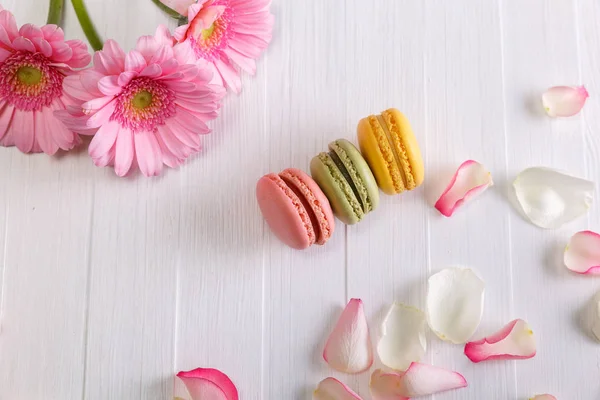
[256,168,335,249]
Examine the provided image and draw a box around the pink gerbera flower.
[58,26,225,177]
[174,0,273,93]
[0,9,90,154]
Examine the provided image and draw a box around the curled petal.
[427,268,485,344]
[176,368,238,400]
[513,167,594,229]
[370,364,467,399]
[313,377,363,400]
[323,298,373,374]
[593,299,600,342]
[464,319,536,363]
[564,231,600,275]
[530,395,557,400]
[377,303,426,371]
[543,85,589,117]
[435,160,493,217]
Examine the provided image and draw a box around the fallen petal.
[313,377,363,400]
[323,298,373,374]
[513,167,594,229]
[377,303,426,371]
[530,395,557,400]
[427,267,485,344]
[543,85,589,117]
[464,319,536,363]
[435,160,493,217]
[593,298,600,342]
[370,363,467,398]
[176,368,238,400]
[564,230,600,275]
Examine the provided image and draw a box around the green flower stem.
[150,0,184,19]
[47,0,65,25]
[71,0,103,51]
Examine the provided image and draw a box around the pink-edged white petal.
[427,268,485,344]
[313,377,363,400]
[323,298,373,374]
[435,160,493,217]
[377,303,426,371]
[464,319,536,363]
[530,395,557,400]
[370,364,467,398]
[564,231,600,275]
[513,167,595,229]
[543,85,589,117]
[592,299,600,342]
[176,368,238,400]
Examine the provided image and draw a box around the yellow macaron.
[357,108,424,195]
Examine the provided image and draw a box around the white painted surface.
[0,0,599,399]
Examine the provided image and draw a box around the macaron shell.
[279,168,335,245]
[357,116,400,195]
[329,139,380,212]
[256,174,314,250]
[384,108,425,188]
[310,154,363,225]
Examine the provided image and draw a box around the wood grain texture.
[0,0,599,399]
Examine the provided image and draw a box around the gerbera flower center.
[111,77,175,132]
[16,66,43,85]
[0,51,64,111]
[189,4,231,61]
[132,90,153,109]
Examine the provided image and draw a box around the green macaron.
[310,139,379,225]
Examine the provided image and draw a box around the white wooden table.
[1,1,599,399]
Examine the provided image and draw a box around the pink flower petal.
[97,76,122,96]
[564,230,600,275]
[435,160,493,217]
[114,128,134,177]
[89,120,119,161]
[464,319,536,363]
[370,364,467,398]
[530,395,557,400]
[124,50,147,73]
[158,0,197,16]
[41,24,63,42]
[12,36,35,53]
[12,109,35,153]
[134,131,163,177]
[543,85,589,117]
[314,378,363,400]
[323,298,373,374]
[177,368,239,400]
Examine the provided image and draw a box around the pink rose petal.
[323,298,373,374]
[370,363,467,399]
[564,230,600,275]
[177,368,238,400]
[543,85,589,117]
[464,319,536,363]
[313,377,363,400]
[435,160,493,217]
[530,395,557,400]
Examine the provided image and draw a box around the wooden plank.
[343,1,428,396]
[261,0,348,397]
[423,1,515,399]
[174,54,268,400]
[79,1,180,399]
[501,0,598,398]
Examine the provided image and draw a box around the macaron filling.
[329,142,372,213]
[317,153,364,221]
[381,110,416,190]
[280,170,331,244]
[268,174,316,245]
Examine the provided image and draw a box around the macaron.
[357,108,424,195]
[256,168,335,250]
[310,139,379,225]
